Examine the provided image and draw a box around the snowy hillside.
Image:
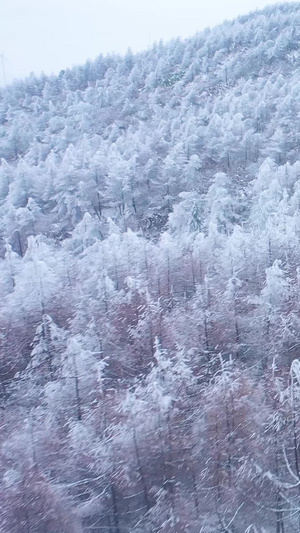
[1,3,300,531]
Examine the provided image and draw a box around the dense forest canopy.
[2,3,300,531]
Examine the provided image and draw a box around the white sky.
[0,0,296,85]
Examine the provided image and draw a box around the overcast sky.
[0,0,296,85]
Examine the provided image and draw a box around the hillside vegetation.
[2,3,300,531]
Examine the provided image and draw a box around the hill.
[1,3,300,531]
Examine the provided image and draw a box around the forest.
[2,3,300,531]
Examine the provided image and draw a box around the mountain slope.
[1,3,300,532]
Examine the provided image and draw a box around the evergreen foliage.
[2,3,300,531]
